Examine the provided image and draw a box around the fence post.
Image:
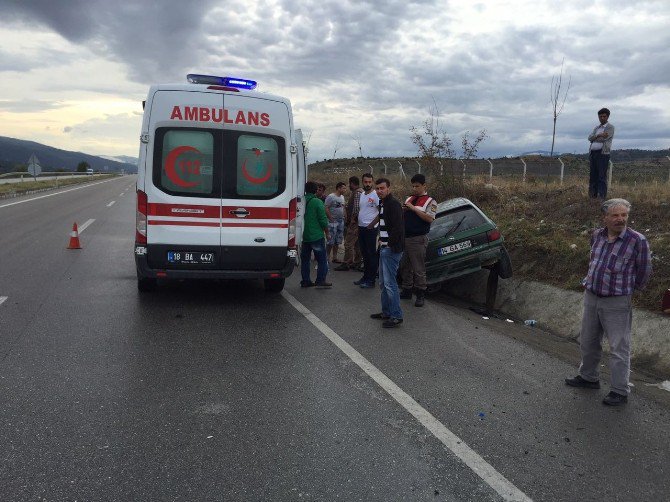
[416,160,421,174]
[460,159,466,179]
[667,156,670,183]
[397,161,406,180]
[383,162,387,175]
[608,160,613,188]
[558,157,565,186]
[520,157,527,183]
[438,160,443,176]
[486,159,493,182]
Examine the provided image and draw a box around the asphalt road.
[0,176,668,501]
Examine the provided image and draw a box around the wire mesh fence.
[316,156,670,185]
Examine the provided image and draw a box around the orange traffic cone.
[67,222,82,249]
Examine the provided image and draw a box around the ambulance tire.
[138,277,157,292]
[264,278,285,293]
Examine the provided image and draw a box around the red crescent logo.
[242,160,272,184]
[166,146,200,188]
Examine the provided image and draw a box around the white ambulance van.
[134,74,306,293]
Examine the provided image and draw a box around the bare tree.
[550,59,571,158]
[352,134,363,158]
[409,101,454,176]
[332,136,341,160]
[461,130,488,160]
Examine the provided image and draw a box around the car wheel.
[497,246,513,279]
[138,277,157,292]
[264,278,285,293]
[486,264,499,310]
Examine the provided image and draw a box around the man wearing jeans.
[370,178,404,328]
[354,173,380,289]
[565,198,651,406]
[300,181,332,288]
[588,108,615,199]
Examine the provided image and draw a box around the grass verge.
[0,175,119,197]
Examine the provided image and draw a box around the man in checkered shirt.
[565,198,652,406]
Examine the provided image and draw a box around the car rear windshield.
[428,205,487,239]
[153,127,285,199]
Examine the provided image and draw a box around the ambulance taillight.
[136,190,148,244]
[288,197,297,249]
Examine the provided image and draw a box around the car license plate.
[438,240,472,256]
[167,251,215,264]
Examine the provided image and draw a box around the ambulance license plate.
[167,251,215,264]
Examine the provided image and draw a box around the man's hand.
[404,201,415,211]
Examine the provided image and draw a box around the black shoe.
[315,281,332,288]
[400,288,413,299]
[359,282,375,289]
[370,312,390,320]
[382,318,403,328]
[353,278,366,285]
[300,281,314,288]
[603,391,628,406]
[415,292,425,307]
[334,264,350,271]
[565,375,600,389]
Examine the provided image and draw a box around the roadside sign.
[27,153,42,178]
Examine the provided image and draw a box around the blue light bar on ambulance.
[186,74,257,90]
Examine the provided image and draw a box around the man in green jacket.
[300,181,332,288]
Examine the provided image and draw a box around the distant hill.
[518,150,558,157]
[0,136,137,174]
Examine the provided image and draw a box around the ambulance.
[134,74,307,293]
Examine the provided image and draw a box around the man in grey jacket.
[588,107,615,199]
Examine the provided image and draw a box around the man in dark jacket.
[370,178,404,328]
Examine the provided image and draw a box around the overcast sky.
[1,0,668,162]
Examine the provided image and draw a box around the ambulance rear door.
[219,93,292,270]
[144,89,223,270]
[294,128,307,248]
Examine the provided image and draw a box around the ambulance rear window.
[157,130,215,196]
[235,135,280,197]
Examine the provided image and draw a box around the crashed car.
[425,197,512,307]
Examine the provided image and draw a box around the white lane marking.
[0,179,119,209]
[281,291,532,502]
[107,201,116,207]
[0,296,7,306]
[119,193,125,197]
[78,219,95,234]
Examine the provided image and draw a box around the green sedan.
[425,197,512,308]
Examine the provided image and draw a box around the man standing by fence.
[565,198,651,406]
[588,108,615,198]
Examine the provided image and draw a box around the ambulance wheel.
[138,277,157,292]
[264,278,285,293]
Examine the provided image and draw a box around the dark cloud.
[0,0,668,159]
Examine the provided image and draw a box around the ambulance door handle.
[230,209,250,217]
